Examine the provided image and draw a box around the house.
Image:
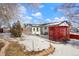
[41,24,48,35]
[31,21,71,35]
[32,24,48,35]
[32,24,41,35]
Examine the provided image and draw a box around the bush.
[10,21,22,37]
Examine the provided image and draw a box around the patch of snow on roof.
[59,22,69,26]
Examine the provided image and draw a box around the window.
[37,27,39,31]
[45,27,47,29]
[33,28,35,31]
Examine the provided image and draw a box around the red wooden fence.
[70,33,79,39]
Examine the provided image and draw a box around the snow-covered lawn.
[0,33,79,56]
[19,34,51,51]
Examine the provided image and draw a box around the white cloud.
[54,17,59,20]
[54,16,68,22]
[32,12,43,20]
[32,12,42,17]
[46,17,68,23]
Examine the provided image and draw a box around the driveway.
[22,34,79,56]
[50,42,79,56]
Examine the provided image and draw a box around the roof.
[28,21,71,27]
[58,21,71,26]
[48,21,71,26]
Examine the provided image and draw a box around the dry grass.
[5,41,54,56]
[5,41,44,56]
[5,41,26,56]
[0,41,5,51]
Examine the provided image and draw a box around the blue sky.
[18,3,68,24]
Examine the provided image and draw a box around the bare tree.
[0,3,20,27]
[0,3,41,27]
[58,3,79,26]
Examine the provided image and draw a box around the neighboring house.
[71,27,78,33]
[23,24,32,34]
[31,21,71,35]
[71,27,79,33]
[77,27,79,32]
[1,25,10,33]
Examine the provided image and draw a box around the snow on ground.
[49,43,79,56]
[0,33,11,39]
[20,33,51,51]
[49,39,79,56]
[21,34,79,56]
[37,35,79,56]
[0,33,79,55]
[0,33,50,51]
